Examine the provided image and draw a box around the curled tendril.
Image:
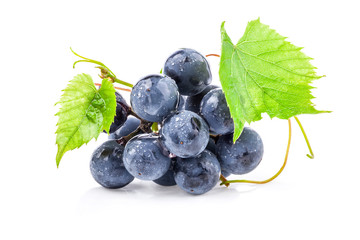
[294,116,314,159]
[70,47,133,88]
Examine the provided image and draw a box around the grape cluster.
[90,48,264,195]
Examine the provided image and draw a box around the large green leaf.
[219,19,329,142]
[55,74,116,166]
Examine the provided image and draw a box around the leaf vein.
[237,48,320,79]
[238,38,286,46]
[256,47,303,56]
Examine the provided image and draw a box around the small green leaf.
[219,19,329,142]
[55,74,116,167]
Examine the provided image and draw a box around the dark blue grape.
[216,127,264,175]
[108,92,130,133]
[108,116,141,140]
[164,48,212,96]
[90,140,134,189]
[130,75,179,122]
[174,150,220,195]
[159,110,209,158]
[221,170,231,178]
[185,85,218,114]
[123,133,171,181]
[200,88,234,135]
[153,159,176,186]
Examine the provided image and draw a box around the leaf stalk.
[94,83,131,92]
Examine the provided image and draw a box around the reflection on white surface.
[78,180,257,214]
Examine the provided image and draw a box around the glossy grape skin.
[130,74,179,122]
[159,110,209,158]
[178,95,186,110]
[185,85,218,114]
[123,133,171,181]
[164,48,212,96]
[108,116,141,140]
[90,140,134,189]
[108,92,130,133]
[174,150,220,195]
[216,127,264,175]
[200,88,234,135]
[153,159,176,186]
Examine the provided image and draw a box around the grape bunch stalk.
[78,48,288,195]
[56,20,328,195]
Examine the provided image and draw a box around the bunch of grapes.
[90,49,264,195]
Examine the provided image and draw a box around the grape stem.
[219,174,229,187]
[139,120,153,133]
[94,83,131,92]
[116,120,153,146]
[116,128,143,146]
[70,47,134,88]
[127,109,153,133]
[206,54,221,57]
[220,119,292,186]
[129,109,142,120]
[294,116,314,159]
[152,122,159,132]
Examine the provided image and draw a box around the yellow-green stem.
[294,116,314,159]
[70,47,134,88]
[114,78,133,88]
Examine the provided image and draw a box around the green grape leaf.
[219,19,329,142]
[55,74,116,167]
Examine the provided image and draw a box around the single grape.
[185,85,218,114]
[164,48,212,96]
[216,127,264,175]
[153,159,176,186]
[108,116,141,140]
[108,92,130,133]
[123,133,171,181]
[159,110,209,158]
[90,140,134,189]
[200,88,234,135]
[130,74,179,122]
[174,150,220,195]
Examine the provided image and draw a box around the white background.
[1,0,359,239]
